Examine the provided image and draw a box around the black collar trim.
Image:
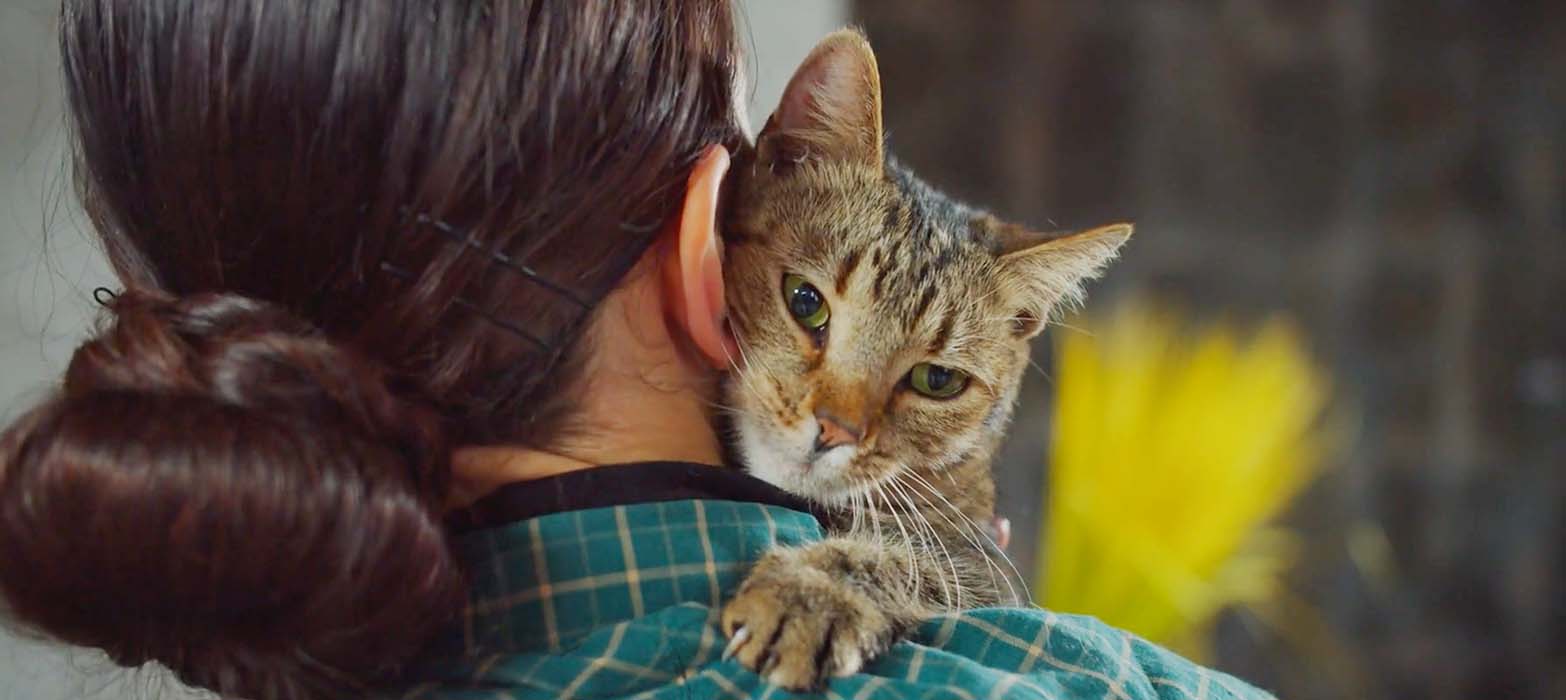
[445,461,833,534]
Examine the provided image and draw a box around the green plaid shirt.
[392,499,1274,700]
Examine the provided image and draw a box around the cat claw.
[723,625,750,661]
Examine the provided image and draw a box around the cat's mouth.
[727,391,911,506]
[802,443,859,481]
[745,433,894,507]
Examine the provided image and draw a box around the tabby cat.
[717,29,1132,691]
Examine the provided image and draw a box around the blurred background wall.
[1,1,113,698]
[849,1,1563,699]
[1,1,1561,699]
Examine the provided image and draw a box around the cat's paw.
[720,550,892,691]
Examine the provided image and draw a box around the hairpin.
[377,262,552,350]
[400,210,594,310]
[379,208,654,363]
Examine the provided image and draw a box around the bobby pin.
[378,262,552,351]
[399,210,594,311]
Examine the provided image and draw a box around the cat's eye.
[908,363,970,399]
[782,273,830,330]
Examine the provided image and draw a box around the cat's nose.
[813,411,863,451]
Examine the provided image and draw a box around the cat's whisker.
[720,331,779,416]
[907,469,1025,598]
[847,487,862,536]
[954,333,1024,355]
[897,470,1005,598]
[874,484,922,598]
[901,508,928,609]
[698,397,750,417]
[974,314,1094,340]
[851,481,869,536]
[866,481,885,563]
[1026,357,1053,383]
[729,333,759,377]
[980,315,1035,325]
[895,470,981,610]
[895,488,933,606]
[1046,320,1094,336]
[717,356,753,402]
[856,487,872,539]
[966,286,1005,309]
[903,469,1028,606]
[725,365,772,415]
[889,475,958,610]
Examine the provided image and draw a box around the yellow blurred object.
[1037,303,1330,655]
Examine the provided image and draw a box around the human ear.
[662,145,737,368]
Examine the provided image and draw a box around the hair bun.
[0,290,463,699]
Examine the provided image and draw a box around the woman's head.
[62,0,745,445]
[1,1,744,697]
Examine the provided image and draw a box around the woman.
[0,2,1272,699]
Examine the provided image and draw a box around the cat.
[716,28,1133,691]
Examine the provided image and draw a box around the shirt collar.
[431,462,829,656]
[436,499,822,655]
[444,461,832,534]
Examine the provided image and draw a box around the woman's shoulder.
[395,589,1274,700]
[396,496,1274,700]
[889,607,1276,700]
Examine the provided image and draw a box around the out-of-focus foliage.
[1037,303,1332,655]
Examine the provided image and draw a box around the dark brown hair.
[0,1,744,698]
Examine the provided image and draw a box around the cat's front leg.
[720,537,923,691]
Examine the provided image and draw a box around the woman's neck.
[447,400,721,508]
[448,270,726,508]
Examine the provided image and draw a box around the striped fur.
[716,29,1130,690]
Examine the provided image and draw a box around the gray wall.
[0,1,107,424]
[0,2,843,698]
[0,0,114,695]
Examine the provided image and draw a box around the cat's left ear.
[987,219,1134,338]
[756,28,884,172]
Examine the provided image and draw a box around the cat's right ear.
[756,28,884,173]
[990,221,1134,338]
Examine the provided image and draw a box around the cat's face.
[720,31,1130,511]
[725,162,1032,506]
